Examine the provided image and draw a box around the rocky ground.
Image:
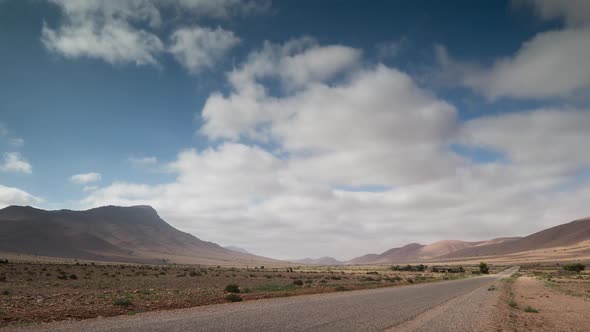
[495,266,590,331]
[0,260,476,328]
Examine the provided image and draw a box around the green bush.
[479,262,489,274]
[563,263,585,273]
[113,298,132,306]
[293,279,304,286]
[225,294,242,302]
[224,284,240,293]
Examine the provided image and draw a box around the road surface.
[6,267,517,332]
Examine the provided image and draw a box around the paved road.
[7,267,517,332]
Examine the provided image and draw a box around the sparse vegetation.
[479,262,489,274]
[562,263,585,273]
[224,284,240,293]
[113,298,132,306]
[0,260,476,327]
[225,294,242,302]
[524,306,539,313]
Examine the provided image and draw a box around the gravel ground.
[2,268,517,332]
[498,276,590,331]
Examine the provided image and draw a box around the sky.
[1,0,590,260]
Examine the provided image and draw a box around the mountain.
[441,217,590,260]
[348,217,590,265]
[0,205,282,266]
[348,241,478,264]
[224,246,250,254]
[292,257,344,265]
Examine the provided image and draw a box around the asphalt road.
[7,267,518,332]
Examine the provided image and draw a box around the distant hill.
[348,216,590,264]
[223,246,250,254]
[0,205,282,266]
[441,217,590,260]
[348,238,520,264]
[292,257,344,265]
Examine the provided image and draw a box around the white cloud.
[462,28,590,100]
[42,0,263,68]
[0,152,32,174]
[0,185,42,208]
[436,2,590,100]
[169,26,240,73]
[459,108,590,168]
[42,20,164,66]
[516,0,590,27]
[77,39,590,260]
[70,172,102,185]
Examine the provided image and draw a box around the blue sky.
[1,0,590,259]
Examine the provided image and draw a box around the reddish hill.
[442,217,590,260]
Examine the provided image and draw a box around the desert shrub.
[225,294,242,302]
[479,262,489,274]
[1,290,9,295]
[293,279,304,286]
[113,298,132,306]
[524,306,538,313]
[0,259,8,264]
[304,279,313,284]
[334,286,348,291]
[69,274,78,280]
[406,278,414,283]
[189,270,202,277]
[224,284,240,293]
[563,263,585,273]
[509,300,518,308]
[57,274,68,280]
[319,279,327,284]
[0,275,6,282]
[391,264,428,272]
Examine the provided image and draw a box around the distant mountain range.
[0,205,280,266]
[348,217,590,264]
[2,205,589,266]
[291,257,344,265]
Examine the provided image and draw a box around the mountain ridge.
[0,205,282,266]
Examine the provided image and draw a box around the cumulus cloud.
[0,152,32,174]
[169,26,240,73]
[436,1,590,100]
[42,0,265,68]
[78,38,590,259]
[0,185,42,208]
[70,172,102,185]
[516,0,590,27]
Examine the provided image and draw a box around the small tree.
[563,263,585,273]
[479,262,489,274]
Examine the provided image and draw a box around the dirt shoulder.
[496,275,590,331]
